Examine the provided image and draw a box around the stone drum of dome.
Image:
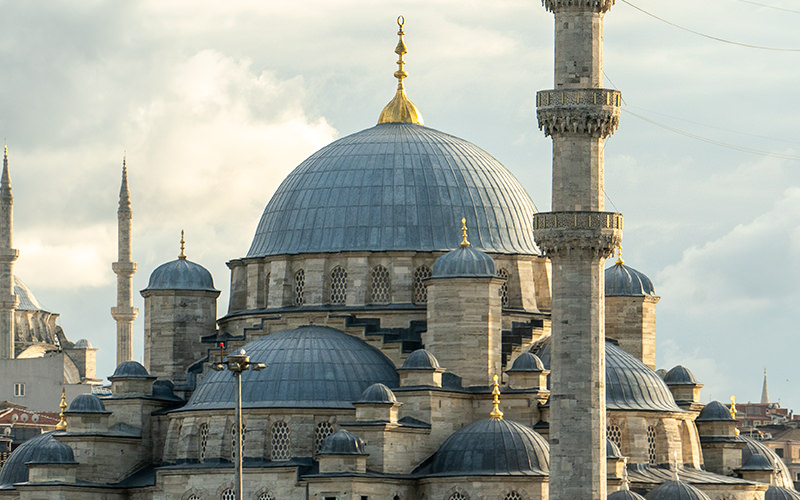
[248,123,538,257]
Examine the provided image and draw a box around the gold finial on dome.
[490,374,504,419]
[615,243,624,265]
[460,217,470,247]
[377,16,424,125]
[56,388,67,431]
[730,395,740,435]
[179,230,186,259]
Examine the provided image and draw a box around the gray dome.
[433,245,497,278]
[66,394,107,413]
[607,438,623,458]
[742,437,793,488]
[766,486,800,500]
[110,360,152,379]
[247,123,539,257]
[508,352,545,372]
[0,432,75,486]
[13,277,49,312]
[73,339,93,349]
[609,490,647,500]
[401,349,440,370]
[359,383,397,404]
[422,418,549,476]
[739,453,774,471]
[605,261,656,296]
[696,401,733,421]
[143,258,215,292]
[185,326,398,410]
[664,366,697,385]
[532,337,681,412]
[319,429,368,455]
[644,480,711,500]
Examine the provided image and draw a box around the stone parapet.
[542,0,615,13]
[112,261,137,276]
[537,89,621,138]
[533,211,622,258]
[0,247,19,262]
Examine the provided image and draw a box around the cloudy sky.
[1,0,798,410]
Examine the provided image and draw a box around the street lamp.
[212,348,266,500]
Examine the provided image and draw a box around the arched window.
[231,422,246,462]
[199,423,209,463]
[330,266,347,304]
[647,425,657,464]
[370,265,391,304]
[314,421,335,453]
[187,496,202,500]
[448,492,468,500]
[258,493,275,500]
[271,421,291,461]
[607,424,622,449]
[294,269,305,306]
[498,268,510,307]
[264,272,270,307]
[413,265,431,304]
[220,489,235,500]
[504,492,524,500]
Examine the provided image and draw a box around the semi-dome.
[421,417,549,476]
[359,383,397,404]
[185,326,398,410]
[531,336,681,412]
[605,260,656,296]
[742,437,793,488]
[696,401,733,421]
[143,257,215,292]
[607,438,623,458]
[609,490,647,500]
[644,480,711,500]
[766,486,800,500]
[0,432,75,486]
[110,360,152,379]
[507,352,545,372]
[66,394,107,413]
[247,123,539,257]
[401,349,440,370]
[319,429,368,455]
[664,365,697,385]
[13,277,49,312]
[433,244,497,278]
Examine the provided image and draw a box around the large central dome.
[247,123,538,257]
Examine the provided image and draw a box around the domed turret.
[506,352,549,392]
[109,360,156,396]
[143,258,215,292]
[0,432,75,486]
[317,429,369,474]
[398,349,444,388]
[664,365,703,410]
[66,394,106,413]
[644,480,711,500]
[359,383,397,404]
[401,349,440,370]
[765,486,800,500]
[605,258,656,297]
[609,491,647,500]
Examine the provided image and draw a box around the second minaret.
[111,158,138,367]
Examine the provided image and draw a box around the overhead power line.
[735,0,800,15]
[620,0,800,51]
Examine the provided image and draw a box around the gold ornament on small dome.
[490,374,504,419]
[56,388,67,431]
[730,395,740,435]
[179,230,187,259]
[460,217,470,248]
[377,16,424,125]
[615,243,624,265]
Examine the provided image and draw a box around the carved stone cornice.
[533,211,622,259]
[536,89,621,138]
[542,0,615,13]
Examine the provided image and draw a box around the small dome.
[66,394,106,413]
[152,380,181,400]
[433,245,496,278]
[401,349,440,370]
[319,429,368,455]
[609,490,647,500]
[656,369,668,379]
[696,401,733,422]
[739,453,774,471]
[73,339,93,349]
[423,418,549,476]
[359,383,397,404]
[605,261,656,296]
[110,360,152,379]
[507,352,545,372]
[766,486,800,500]
[143,258,215,292]
[742,436,793,488]
[13,277,48,312]
[644,480,711,500]
[664,366,697,385]
[0,432,75,486]
[607,439,623,458]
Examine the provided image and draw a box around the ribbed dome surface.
[664,365,697,385]
[423,418,549,476]
[144,258,215,292]
[609,490,647,500]
[110,360,152,379]
[742,437,793,488]
[0,432,75,486]
[319,429,368,455]
[605,262,656,296]
[766,486,800,500]
[644,480,711,500]
[185,326,398,410]
[607,439,623,458]
[696,401,733,421]
[359,383,397,403]
[433,245,497,277]
[532,337,681,412]
[247,123,539,257]
[508,352,545,372]
[401,349,440,370]
[67,394,107,413]
[13,277,47,312]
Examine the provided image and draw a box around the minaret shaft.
[0,147,19,360]
[554,11,605,89]
[111,161,138,366]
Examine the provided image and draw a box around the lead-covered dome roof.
[0,432,75,486]
[143,258,216,292]
[605,261,656,296]
[532,337,681,412]
[433,245,497,277]
[247,123,539,257]
[644,480,711,500]
[14,277,48,312]
[185,326,398,410]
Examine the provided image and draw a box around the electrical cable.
[734,0,800,15]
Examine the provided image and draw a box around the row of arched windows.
[448,491,526,500]
[607,423,659,465]
[187,491,274,500]
[278,265,511,307]
[197,421,334,463]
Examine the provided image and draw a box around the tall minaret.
[533,1,622,499]
[761,369,770,404]
[0,146,19,359]
[111,157,138,366]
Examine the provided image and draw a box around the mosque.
[0,3,798,500]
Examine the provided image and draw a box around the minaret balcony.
[533,211,622,258]
[542,0,615,14]
[536,89,621,138]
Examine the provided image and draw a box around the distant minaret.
[0,146,19,359]
[761,369,770,404]
[111,157,138,366]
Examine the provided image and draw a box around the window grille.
[231,422,246,462]
[448,493,468,500]
[330,266,347,304]
[221,489,235,500]
[370,265,391,304]
[647,425,657,464]
[187,496,201,500]
[413,265,431,304]
[504,492,524,500]
[258,493,275,500]
[607,424,622,449]
[271,421,291,460]
[314,421,335,453]
[294,269,305,306]
[199,423,209,462]
[498,268,510,307]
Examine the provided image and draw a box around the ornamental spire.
[56,388,67,431]
[489,374,504,419]
[1,144,11,202]
[377,16,424,125]
[761,368,770,404]
[119,155,131,213]
[615,243,624,265]
[179,230,186,259]
[460,217,470,248]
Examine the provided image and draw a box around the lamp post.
[212,348,266,500]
